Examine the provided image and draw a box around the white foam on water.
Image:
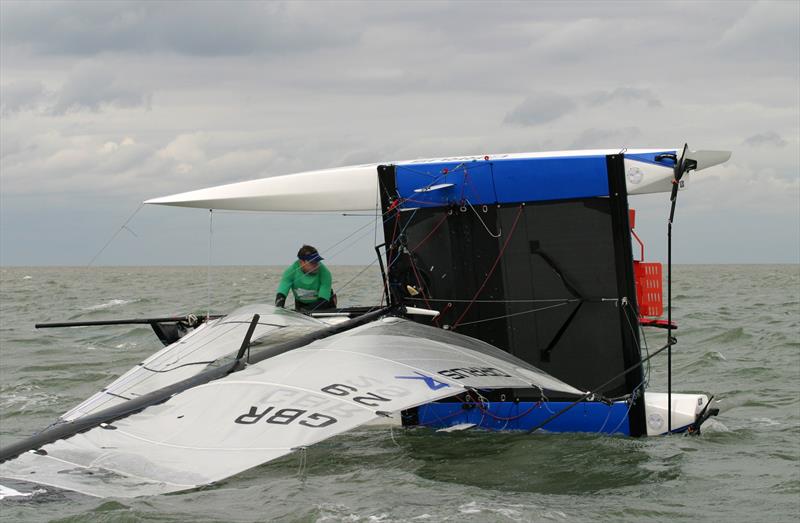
[458,501,532,521]
[542,510,569,520]
[22,275,32,280]
[752,417,780,427]
[436,423,476,432]
[0,484,39,499]
[84,299,132,311]
[458,501,482,514]
[702,418,731,432]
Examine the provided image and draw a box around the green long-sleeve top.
[276,261,333,304]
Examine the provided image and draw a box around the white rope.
[466,199,501,238]
[207,209,213,320]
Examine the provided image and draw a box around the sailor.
[275,245,336,312]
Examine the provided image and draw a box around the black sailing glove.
[275,293,286,308]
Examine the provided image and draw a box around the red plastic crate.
[633,261,663,317]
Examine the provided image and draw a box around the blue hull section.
[415,401,633,435]
[394,155,611,208]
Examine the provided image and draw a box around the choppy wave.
[83,299,134,311]
[0,265,797,522]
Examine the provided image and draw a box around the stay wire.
[620,300,652,394]
[624,299,652,388]
[451,205,524,329]
[453,301,570,327]
[405,297,582,304]
[279,210,396,312]
[526,340,673,434]
[301,212,398,313]
[87,203,144,267]
[207,209,213,320]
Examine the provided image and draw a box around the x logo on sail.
[395,371,450,390]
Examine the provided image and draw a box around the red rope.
[475,400,542,421]
[451,205,524,329]
[386,209,401,265]
[408,257,433,312]
[410,212,449,252]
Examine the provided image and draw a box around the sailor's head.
[297,245,323,274]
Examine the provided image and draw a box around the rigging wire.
[453,301,570,327]
[526,340,673,434]
[405,297,581,304]
[300,211,398,313]
[374,176,380,249]
[451,205,524,329]
[621,299,652,389]
[274,191,413,311]
[207,209,213,321]
[87,203,144,266]
[408,212,449,252]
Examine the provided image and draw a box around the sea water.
[0,265,797,522]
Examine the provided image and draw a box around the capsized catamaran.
[0,146,729,498]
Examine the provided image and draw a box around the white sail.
[61,305,325,421]
[144,148,731,211]
[0,315,582,498]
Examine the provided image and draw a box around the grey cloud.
[0,1,358,57]
[504,93,576,127]
[743,131,788,148]
[585,87,662,108]
[0,1,798,266]
[716,1,799,61]
[50,63,151,114]
[570,127,642,149]
[0,80,48,115]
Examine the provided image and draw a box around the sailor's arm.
[275,263,296,308]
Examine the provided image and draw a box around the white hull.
[145,148,730,212]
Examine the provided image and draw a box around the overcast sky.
[1,0,798,267]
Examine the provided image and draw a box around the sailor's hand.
[275,293,286,308]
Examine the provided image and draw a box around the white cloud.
[0,79,48,115]
[504,93,577,126]
[687,161,799,216]
[0,1,358,57]
[158,133,209,165]
[570,127,642,149]
[717,0,800,61]
[50,62,152,114]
